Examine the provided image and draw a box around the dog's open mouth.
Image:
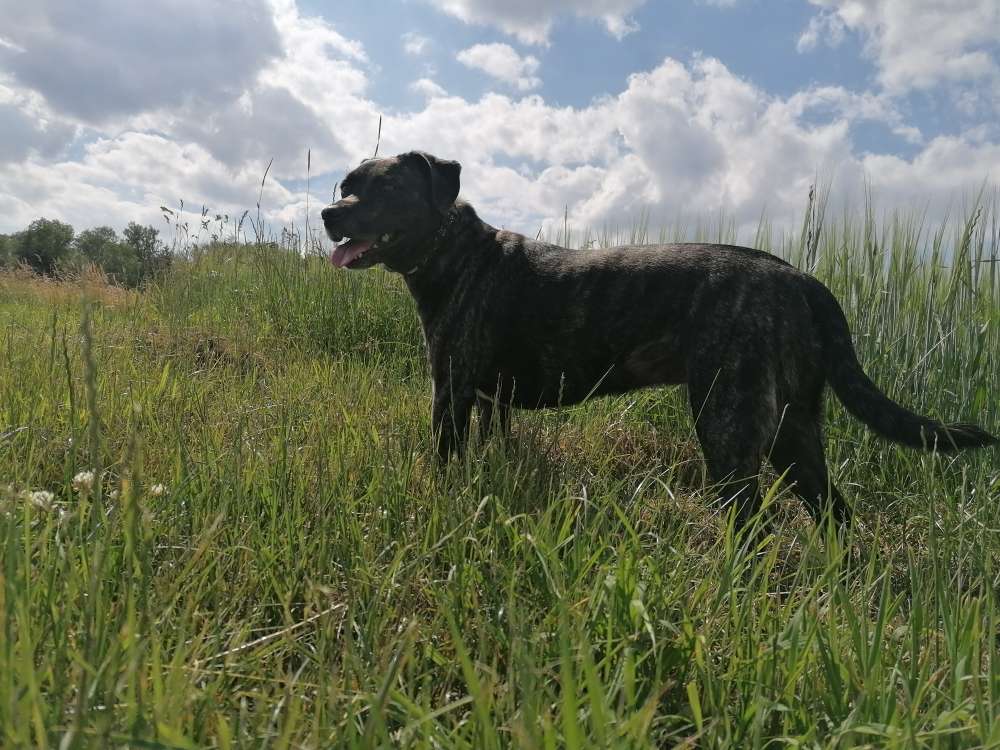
[329,237,373,268]
[329,233,395,268]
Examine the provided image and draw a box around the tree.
[14,218,74,274]
[0,234,12,268]
[123,221,170,282]
[73,226,143,286]
[74,226,119,261]
[123,222,160,263]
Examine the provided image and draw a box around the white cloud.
[457,43,542,90]
[862,135,1000,209]
[0,0,281,122]
[164,85,343,181]
[410,78,448,98]
[783,85,922,144]
[0,0,368,233]
[0,78,77,164]
[802,1,1000,94]
[124,0,368,182]
[0,132,297,235]
[796,10,846,52]
[0,35,25,53]
[402,31,431,55]
[381,55,997,236]
[573,58,860,230]
[424,0,647,44]
[256,0,377,154]
[0,102,74,165]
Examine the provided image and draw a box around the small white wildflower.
[109,489,120,501]
[72,470,95,492]
[25,490,55,510]
[149,483,167,497]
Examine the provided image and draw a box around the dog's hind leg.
[687,362,777,534]
[768,408,852,531]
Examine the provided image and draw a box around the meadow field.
[1,196,999,748]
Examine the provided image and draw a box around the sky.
[1,0,999,243]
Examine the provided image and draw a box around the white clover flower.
[149,483,167,497]
[72,470,95,492]
[25,490,55,510]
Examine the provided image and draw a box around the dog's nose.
[321,195,358,224]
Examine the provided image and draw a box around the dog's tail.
[809,280,997,452]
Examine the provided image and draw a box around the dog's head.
[321,151,461,270]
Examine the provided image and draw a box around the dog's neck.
[402,204,463,276]
[401,200,495,324]
[398,200,490,276]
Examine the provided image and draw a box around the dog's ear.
[405,151,461,214]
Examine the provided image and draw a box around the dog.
[321,151,996,532]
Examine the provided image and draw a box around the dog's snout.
[322,195,360,225]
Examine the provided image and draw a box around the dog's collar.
[405,207,459,276]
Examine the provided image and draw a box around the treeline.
[0,218,172,288]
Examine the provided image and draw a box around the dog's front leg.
[431,380,474,460]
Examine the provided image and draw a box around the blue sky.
[1,0,998,239]
[324,2,866,104]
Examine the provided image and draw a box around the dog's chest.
[434,319,687,408]
[622,335,688,385]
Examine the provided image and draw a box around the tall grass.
[0,191,998,748]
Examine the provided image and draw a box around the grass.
[1,192,999,748]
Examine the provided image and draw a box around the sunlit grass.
[1,191,998,747]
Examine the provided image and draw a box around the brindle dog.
[321,151,996,532]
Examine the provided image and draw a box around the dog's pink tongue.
[329,239,374,268]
